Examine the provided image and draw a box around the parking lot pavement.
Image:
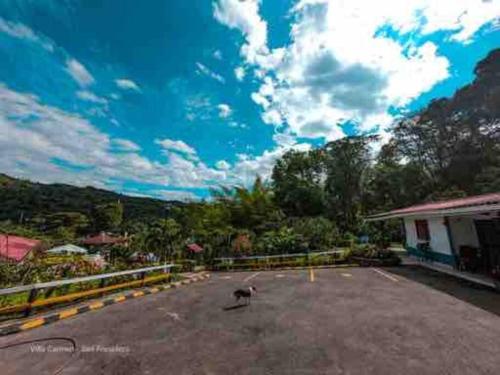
[1,267,500,375]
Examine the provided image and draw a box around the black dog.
[233,286,257,305]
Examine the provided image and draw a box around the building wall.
[449,217,480,251]
[404,216,455,266]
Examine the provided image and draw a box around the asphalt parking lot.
[1,266,500,375]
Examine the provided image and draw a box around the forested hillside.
[0,173,177,224]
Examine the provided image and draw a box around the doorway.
[474,219,500,276]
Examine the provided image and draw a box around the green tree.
[92,201,123,232]
[272,149,326,217]
[324,136,377,234]
[146,219,182,261]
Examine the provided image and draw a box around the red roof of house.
[369,192,500,220]
[81,232,126,246]
[186,243,203,253]
[0,235,41,262]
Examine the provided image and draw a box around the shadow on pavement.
[386,265,500,317]
[222,304,248,311]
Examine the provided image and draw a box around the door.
[474,219,500,275]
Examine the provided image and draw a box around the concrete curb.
[0,273,210,337]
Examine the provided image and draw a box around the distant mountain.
[0,173,181,223]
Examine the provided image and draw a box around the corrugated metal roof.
[0,235,41,262]
[369,192,500,219]
[81,232,126,245]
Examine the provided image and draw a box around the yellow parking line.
[309,267,315,282]
[114,295,126,302]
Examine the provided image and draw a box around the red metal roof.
[382,192,500,216]
[0,235,41,262]
[186,243,203,253]
[81,232,126,246]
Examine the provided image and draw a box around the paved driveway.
[1,267,500,374]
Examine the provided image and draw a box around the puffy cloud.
[215,160,231,170]
[195,62,225,83]
[214,0,499,140]
[115,79,141,92]
[65,58,95,87]
[217,103,232,118]
[213,50,223,60]
[213,0,268,64]
[234,66,246,81]
[0,84,229,193]
[66,58,95,87]
[112,139,141,152]
[155,138,197,156]
[76,90,108,104]
[0,17,54,52]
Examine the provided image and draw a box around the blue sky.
[1,0,499,200]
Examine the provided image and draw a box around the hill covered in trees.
[0,173,178,226]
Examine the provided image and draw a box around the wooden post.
[25,288,38,316]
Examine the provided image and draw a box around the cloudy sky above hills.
[1,0,499,200]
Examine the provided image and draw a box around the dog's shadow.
[222,304,248,311]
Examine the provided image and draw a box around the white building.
[368,193,500,279]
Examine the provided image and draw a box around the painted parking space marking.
[220,276,232,280]
[275,274,285,278]
[372,268,399,282]
[244,272,261,282]
[309,267,315,282]
[341,273,352,278]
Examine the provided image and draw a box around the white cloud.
[215,160,231,170]
[195,62,226,83]
[115,79,141,92]
[234,66,246,81]
[0,17,54,52]
[155,138,197,156]
[65,58,95,87]
[217,103,232,118]
[112,139,141,152]
[76,90,108,104]
[213,0,268,64]
[213,50,223,60]
[214,0,499,141]
[0,84,229,192]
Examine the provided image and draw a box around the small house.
[0,234,41,263]
[368,193,500,280]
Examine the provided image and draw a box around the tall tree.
[324,136,377,233]
[272,149,327,217]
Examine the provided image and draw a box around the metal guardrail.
[213,250,345,262]
[0,264,175,297]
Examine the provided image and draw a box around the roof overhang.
[366,203,500,221]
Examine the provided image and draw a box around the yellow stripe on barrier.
[133,291,144,297]
[59,308,78,319]
[21,318,45,330]
[89,301,104,310]
[0,274,172,315]
[114,296,126,302]
[150,288,160,293]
